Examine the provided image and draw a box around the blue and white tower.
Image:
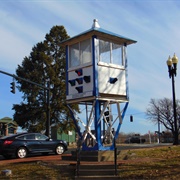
[61,19,136,151]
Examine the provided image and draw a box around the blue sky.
[1,0,180,135]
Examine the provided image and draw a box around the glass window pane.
[112,43,122,65]
[69,43,80,68]
[17,135,26,140]
[26,134,35,140]
[99,40,110,63]
[80,39,91,64]
[35,134,47,140]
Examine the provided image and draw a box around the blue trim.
[115,102,129,140]
[82,144,98,151]
[95,100,101,150]
[65,45,69,96]
[124,44,129,101]
[92,35,99,97]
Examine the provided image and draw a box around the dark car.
[0,132,68,159]
[124,136,146,144]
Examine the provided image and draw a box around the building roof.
[61,19,137,46]
[0,117,18,126]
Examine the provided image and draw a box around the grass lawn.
[0,145,179,179]
[118,145,180,179]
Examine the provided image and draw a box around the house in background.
[51,126,76,144]
[0,117,77,144]
[0,117,18,136]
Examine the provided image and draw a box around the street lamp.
[166,53,179,145]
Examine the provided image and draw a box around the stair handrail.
[114,138,117,176]
[76,138,82,177]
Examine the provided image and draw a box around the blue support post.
[95,100,101,150]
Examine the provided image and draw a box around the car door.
[24,134,41,153]
[35,134,55,153]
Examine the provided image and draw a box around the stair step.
[62,150,120,162]
[78,164,115,169]
[76,164,119,176]
[75,175,120,180]
[76,169,118,176]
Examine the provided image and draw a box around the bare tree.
[146,98,180,144]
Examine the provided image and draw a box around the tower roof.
[61,19,137,46]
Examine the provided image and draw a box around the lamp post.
[166,53,179,145]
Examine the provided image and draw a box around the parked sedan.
[0,132,68,159]
[124,136,146,144]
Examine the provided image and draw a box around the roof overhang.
[60,27,137,46]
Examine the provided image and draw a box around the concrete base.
[74,164,120,179]
[62,150,119,162]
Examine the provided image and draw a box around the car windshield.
[16,133,49,140]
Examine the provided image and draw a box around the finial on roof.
[92,19,100,28]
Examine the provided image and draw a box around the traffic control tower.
[61,19,136,151]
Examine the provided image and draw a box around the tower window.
[99,39,124,66]
[69,39,92,68]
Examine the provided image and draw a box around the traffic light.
[130,115,133,122]
[76,78,83,84]
[75,69,83,76]
[109,77,118,84]
[75,86,83,93]
[83,75,91,83]
[104,111,109,116]
[68,79,76,86]
[104,111,110,122]
[10,82,15,94]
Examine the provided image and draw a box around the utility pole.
[0,70,51,137]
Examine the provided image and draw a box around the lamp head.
[166,54,178,77]
[166,56,172,78]
[172,53,178,74]
[172,53,178,65]
[172,53,178,76]
[166,56,172,67]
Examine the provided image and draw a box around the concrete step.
[75,175,120,180]
[75,164,120,178]
[76,169,117,176]
[62,150,120,162]
[78,164,116,169]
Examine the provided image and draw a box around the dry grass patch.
[118,145,180,179]
[0,161,74,180]
[0,145,179,179]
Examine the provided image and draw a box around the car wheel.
[16,147,27,158]
[55,144,64,155]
